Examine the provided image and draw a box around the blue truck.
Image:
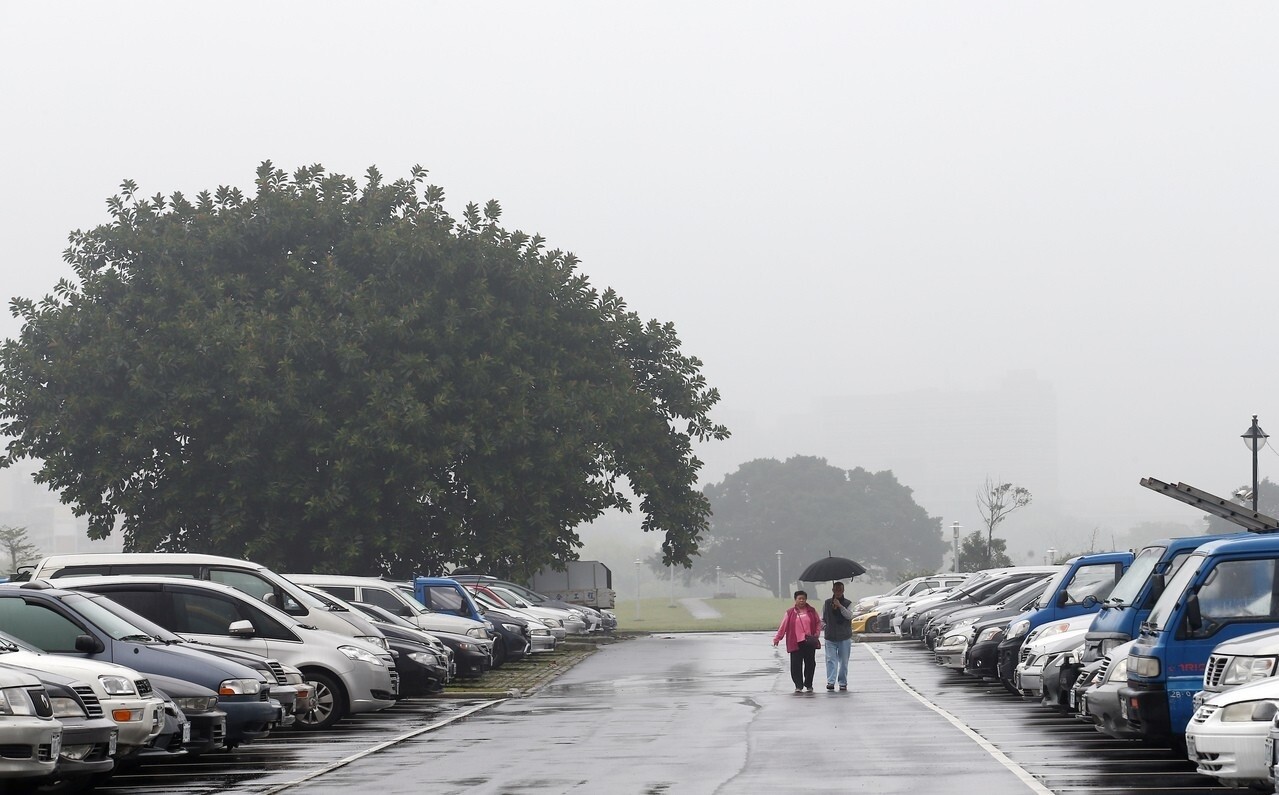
[1120,533,1279,747]
[1082,533,1249,663]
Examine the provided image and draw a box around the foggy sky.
[3,3,1279,554]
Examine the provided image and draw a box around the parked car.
[1011,613,1094,697]
[464,583,572,641]
[26,553,389,647]
[286,574,493,641]
[65,576,398,730]
[450,574,617,632]
[0,630,165,760]
[344,601,457,683]
[932,577,1052,670]
[0,667,62,786]
[0,665,118,788]
[1077,639,1142,740]
[0,581,278,750]
[467,589,554,655]
[299,587,449,697]
[1185,676,1279,789]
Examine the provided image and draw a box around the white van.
[25,554,387,649]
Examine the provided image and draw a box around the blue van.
[412,577,488,626]
[1083,533,1249,662]
[1121,534,1279,747]
[994,551,1133,685]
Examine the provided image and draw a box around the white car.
[286,574,493,640]
[0,631,163,757]
[0,667,61,784]
[1012,614,1094,697]
[1186,676,1279,788]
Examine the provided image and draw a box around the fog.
[3,3,1277,566]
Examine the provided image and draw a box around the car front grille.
[266,660,288,686]
[1019,646,1032,665]
[135,679,152,697]
[1191,704,1219,725]
[1203,654,1228,688]
[73,686,104,718]
[1096,657,1112,683]
[26,687,52,718]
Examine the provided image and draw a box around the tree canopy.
[0,163,729,578]
[697,455,944,594]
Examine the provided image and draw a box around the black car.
[963,615,1008,679]
[345,601,457,683]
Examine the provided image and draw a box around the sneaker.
[794,688,803,694]
[839,685,848,691]
[826,683,835,691]
[805,686,814,692]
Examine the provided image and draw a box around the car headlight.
[1129,655,1160,678]
[1105,659,1135,685]
[1007,620,1031,640]
[408,651,440,667]
[0,687,37,716]
[358,635,390,651]
[952,618,977,630]
[530,627,551,636]
[1219,700,1279,722]
[941,634,967,648]
[1098,637,1128,657]
[98,675,137,696]
[1222,656,1279,685]
[338,645,384,666]
[173,696,220,712]
[49,696,87,719]
[466,627,488,639]
[218,678,261,696]
[976,627,1004,644]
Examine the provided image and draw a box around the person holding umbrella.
[773,590,822,693]
[822,581,854,690]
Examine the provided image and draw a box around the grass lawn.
[612,596,789,632]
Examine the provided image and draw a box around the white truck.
[529,561,615,609]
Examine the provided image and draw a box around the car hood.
[1207,627,1279,657]
[410,612,486,634]
[1024,628,1090,656]
[1204,675,1279,707]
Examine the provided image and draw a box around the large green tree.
[0,163,728,578]
[698,455,944,595]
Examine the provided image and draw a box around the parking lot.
[90,634,1240,794]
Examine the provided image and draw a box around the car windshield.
[1105,545,1164,607]
[1148,553,1206,630]
[61,592,163,642]
[72,593,186,643]
[352,601,419,630]
[490,586,530,608]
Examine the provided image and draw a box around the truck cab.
[1083,533,1248,662]
[1121,534,1279,747]
[994,551,1133,686]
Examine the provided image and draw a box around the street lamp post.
[950,521,961,572]
[776,550,784,598]
[1046,547,1057,566]
[668,562,675,608]
[715,566,721,596]
[1243,414,1269,512]
[634,559,642,621]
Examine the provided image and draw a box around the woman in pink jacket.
[773,590,822,693]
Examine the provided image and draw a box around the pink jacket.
[774,605,822,653]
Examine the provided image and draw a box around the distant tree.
[976,477,1032,567]
[0,164,729,578]
[958,530,1012,571]
[0,527,39,576]
[698,456,944,595]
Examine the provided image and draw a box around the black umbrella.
[798,553,867,582]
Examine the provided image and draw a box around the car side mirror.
[228,620,256,637]
[74,634,104,654]
[1185,593,1203,632]
[1055,590,1069,608]
[1081,594,1099,608]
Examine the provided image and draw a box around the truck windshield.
[1033,570,1068,608]
[1148,554,1206,630]
[1104,546,1164,607]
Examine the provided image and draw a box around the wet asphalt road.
[97,634,1235,794]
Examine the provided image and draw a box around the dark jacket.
[823,596,853,641]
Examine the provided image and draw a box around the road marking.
[865,646,1054,795]
[258,699,506,794]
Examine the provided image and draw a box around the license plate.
[1186,734,1197,760]
[181,722,191,744]
[108,731,118,757]
[50,729,62,760]
[1013,670,1022,689]
[1068,689,1076,708]
[1120,699,1129,720]
[1265,735,1273,767]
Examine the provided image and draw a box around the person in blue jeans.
[822,581,854,690]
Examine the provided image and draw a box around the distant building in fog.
[0,463,123,558]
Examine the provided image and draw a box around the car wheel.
[491,636,507,668]
[296,670,346,731]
